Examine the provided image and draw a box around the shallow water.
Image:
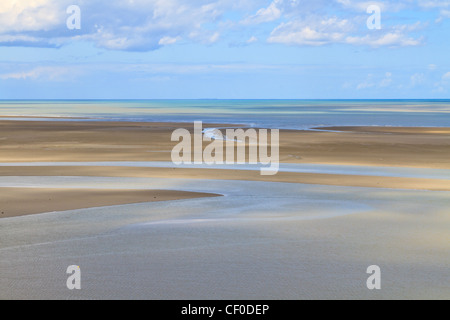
[1,99,450,129]
[1,161,449,180]
[1,176,449,299]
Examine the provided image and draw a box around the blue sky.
[0,0,450,99]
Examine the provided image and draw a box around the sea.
[0,99,449,130]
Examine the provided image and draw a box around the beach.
[0,188,220,218]
[0,118,449,299]
[2,0,450,303]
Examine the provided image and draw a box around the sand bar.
[0,120,449,168]
[0,187,221,218]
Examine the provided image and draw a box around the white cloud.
[380,72,393,87]
[268,15,423,47]
[0,0,229,50]
[241,0,332,25]
[346,32,423,47]
[0,0,442,51]
[356,72,393,90]
[241,0,283,24]
[436,9,450,22]
[411,73,426,86]
[0,66,73,81]
[268,17,352,46]
[0,0,69,33]
[335,0,390,11]
[246,36,258,43]
[337,0,450,11]
[417,0,450,9]
[159,36,180,45]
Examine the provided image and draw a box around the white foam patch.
[202,128,240,141]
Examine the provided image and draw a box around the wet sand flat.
[0,166,449,191]
[0,177,449,300]
[0,120,449,169]
[0,120,449,300]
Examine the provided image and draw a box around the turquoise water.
[0,99,449,129]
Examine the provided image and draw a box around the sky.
[0,0,450,99]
